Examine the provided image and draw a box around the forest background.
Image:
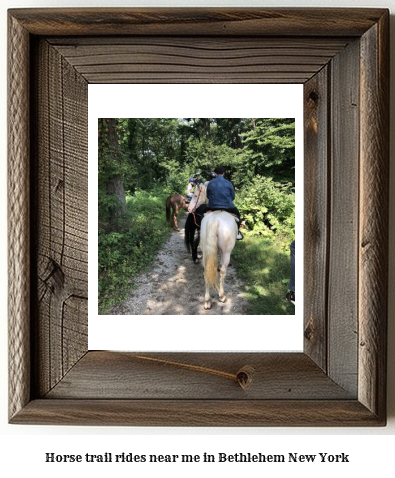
[98,117,296,314]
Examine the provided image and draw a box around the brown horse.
[165,194,188,231]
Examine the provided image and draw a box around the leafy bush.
[232,235,294,315]
[184,139,239,179]
[165,168,190,195]
[239,118,295,181]
[98,187,174,313]
[235,176,295,246]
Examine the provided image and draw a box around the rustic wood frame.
[8,8,389,426]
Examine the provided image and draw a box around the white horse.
[200,211,237,309]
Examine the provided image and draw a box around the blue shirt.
[206,175,235,209]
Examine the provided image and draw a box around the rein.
[192,211,202,228]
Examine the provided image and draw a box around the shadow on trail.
[111,215,250,315]
[231,237,295,315]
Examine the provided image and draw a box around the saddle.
[204,210,240,222]
[203,210,243,240]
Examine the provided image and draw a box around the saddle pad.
[204,210,239,222]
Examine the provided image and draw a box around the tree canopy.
[98,117,295,237]
[98,117,296,314]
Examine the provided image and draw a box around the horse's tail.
[203,216,218,290]
[165,196,171,223]
[184,213,195,253]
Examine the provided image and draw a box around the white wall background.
[1,0,394,476]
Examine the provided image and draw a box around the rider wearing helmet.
[204,171,216,188]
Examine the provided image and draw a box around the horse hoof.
[204,302,211,310]
[219,296,226,303]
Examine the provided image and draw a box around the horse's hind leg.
[218,251,231,303]
[173,205,180,231]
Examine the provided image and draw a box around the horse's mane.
[189,183,207,210]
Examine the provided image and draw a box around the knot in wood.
[304,322,314,341]
[308,90,319,103]
[43,258,65,292]
[236,365,255,390]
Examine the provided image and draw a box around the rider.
[186,177,195,202]
[203,166,243,240]
[194,172,203,185]
[204,171,216,187]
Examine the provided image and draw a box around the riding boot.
[228,207,243,240]
[235,216,243,240]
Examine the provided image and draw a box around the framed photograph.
[8,8,389,426]
[89,84,304,352]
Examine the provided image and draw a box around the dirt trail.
[111,215,249,315]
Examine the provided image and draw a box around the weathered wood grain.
[49,37,350,84]
[359,12,389,420]
[8,8,389,426]
[31,39,88,397]
[46,352,354,400]
[11,399,383,427]
[303,67,329,370]
[8,12,31,421]
[327,39,360,396]
[8,8,387,37]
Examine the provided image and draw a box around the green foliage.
[236,176,295,245]
[98,186,122,226]
[238,118,295,183]
[98,117,297,312]
[117,118,183,191]
[98,118,129,228]
[184,138,240,180]
[98,187,173,313]
[165,169,189,195]
[232,234,294,315]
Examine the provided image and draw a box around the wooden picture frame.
[8,8,389,426]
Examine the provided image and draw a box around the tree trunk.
[100,118,127,229]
